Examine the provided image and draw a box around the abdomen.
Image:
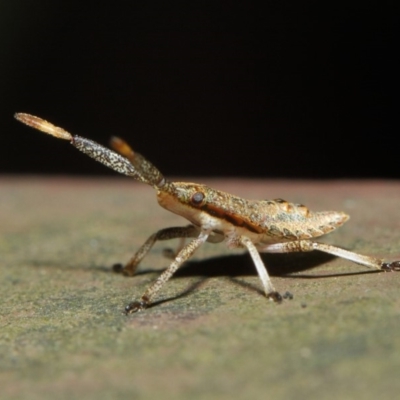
[253,199,349,242]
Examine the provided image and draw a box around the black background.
[0,1,397,178]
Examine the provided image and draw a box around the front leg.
[125,230,210,313]
[113,225,200,276]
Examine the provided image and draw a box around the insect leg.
[259,241,400,271]
[163,230,225,259]
[311,242,400,271]
[240,236,282,302]
[114,225,200,276]
[125,230,210,313]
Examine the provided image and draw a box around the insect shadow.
[174,252,335,278]
[128,251,379,308]
[130,251,354,300]
[29,249,378,281]
[134,250,366,279]
[28,250,381,310]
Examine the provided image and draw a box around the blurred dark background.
[0,1,397,178]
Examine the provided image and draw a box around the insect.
[15,113,400,313]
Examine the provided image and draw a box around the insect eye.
[191,191,205,206]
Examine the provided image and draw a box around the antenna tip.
[15,113,72,141]
[109,136,135,158]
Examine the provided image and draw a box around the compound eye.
[191,191,205,206]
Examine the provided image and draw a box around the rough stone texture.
[1,177,400,400]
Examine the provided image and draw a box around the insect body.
[15,113,400,313]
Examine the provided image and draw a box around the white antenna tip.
[15,113,72,141]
